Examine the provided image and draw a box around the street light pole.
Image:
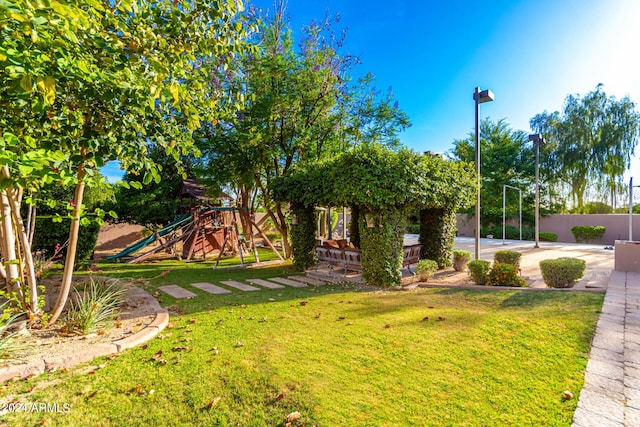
[473,87,494,260]
[529,133,545,248]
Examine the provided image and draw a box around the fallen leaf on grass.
[299,301,308,306]
[286,411,301,423]
[259,317,267,323]
[166,323,174,329]
[314,313,321,319]
[140,344,148,350]
[87,390,99,399]
[268,298,276,302]
[384,324,391,329]
[236,342,244,347]
[207,397,222,408]
[437,317,446,321]
[172,346,191,352]
[338,316,346,320]
[189,318,197,324]
[422,317,429,321]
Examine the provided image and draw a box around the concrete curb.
[0,287,169,383]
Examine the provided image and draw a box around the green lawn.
[1,257,603,426]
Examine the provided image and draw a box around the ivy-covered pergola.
[271,144,475,287]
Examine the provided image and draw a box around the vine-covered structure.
[271,144,475,287]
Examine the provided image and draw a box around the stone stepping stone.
[220,280,261,292]
[246,278,285,289]
[191,282,232,295]
[287,276,326,286]
[159,285,197,299]
[268,277,308,288]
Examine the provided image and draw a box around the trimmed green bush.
[452,250,471,272]
[359,208,405,287]
[468,260,490,285]
[487,263,527,287]
[416,259,438,282]
[406,223,420,234]
[494,250,521,268]
[32,218,100,262]
[289,205,317,271]
[570,226,606,243]
[480,225,534,241]
[539,257,586,288]
[419,208,456,269]
[539,232,557,242]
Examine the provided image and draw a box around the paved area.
[572,271,640,427]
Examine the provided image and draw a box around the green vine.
[289,205,317,271]
[419,208,456,268]
[359,208,405,287]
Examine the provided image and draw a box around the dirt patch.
[93,222,145,259]
[1,276,159,373]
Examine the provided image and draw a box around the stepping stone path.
[157,275,332,299]
[159,285,197,299]
[220,280,261,291]
[268,277,308,288]
[246,279,286,289]
[287,276,326,286]
[191,282,232,295]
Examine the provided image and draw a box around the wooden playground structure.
[107,180,283,267]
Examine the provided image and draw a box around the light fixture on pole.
[473,87,494,260]
[528,133,545,248]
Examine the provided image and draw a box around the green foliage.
[452,119,537,225]
[0,302,22,356]
[480,225,534,240]
[571,226,606,243]
[110,148,185,226]
[272,144,475,213]
[539,258,586,288]
[406,223,420,234]
[468,260,490,285]
[419,208,456,268]
[453,250,472,272]
[65,278,126,335]
[359,209,405,287]
[32,219,100,262]
[416,259,438,281]
[290,206,317,271]
[539,232,558,242]
[583,201,613,214]
[487,263,527,287]
[494,250,522,268]
[531,85,640,213]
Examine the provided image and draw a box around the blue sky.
[102,0,640,182]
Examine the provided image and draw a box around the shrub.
[416,259,438,282]
[487,263,527,287]
[419,208,456,269]
[290,205,317,271]
[480,225,534,241]
[468,260,490,285]
[406,223,420,234]
[538,232,557,242]
[452,250,472,272]
[65,277,126,334]
[539,258,586,288]
[570,226,606,243]
[494,250,521,268]
[32,218,100,262]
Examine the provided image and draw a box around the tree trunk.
[2,167,39,313]
[48,164,87,325]
[1,183,20,296]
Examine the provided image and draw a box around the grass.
[0,255,604,426]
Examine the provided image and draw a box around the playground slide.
[106,214,193,260]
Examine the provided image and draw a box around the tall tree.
[531,85,640,212]
[195,3,409,257]
[451,119,535,226]
[0,0,249,323]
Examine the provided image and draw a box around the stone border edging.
[0,287,169,383]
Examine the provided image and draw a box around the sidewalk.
[572,271,640,427]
